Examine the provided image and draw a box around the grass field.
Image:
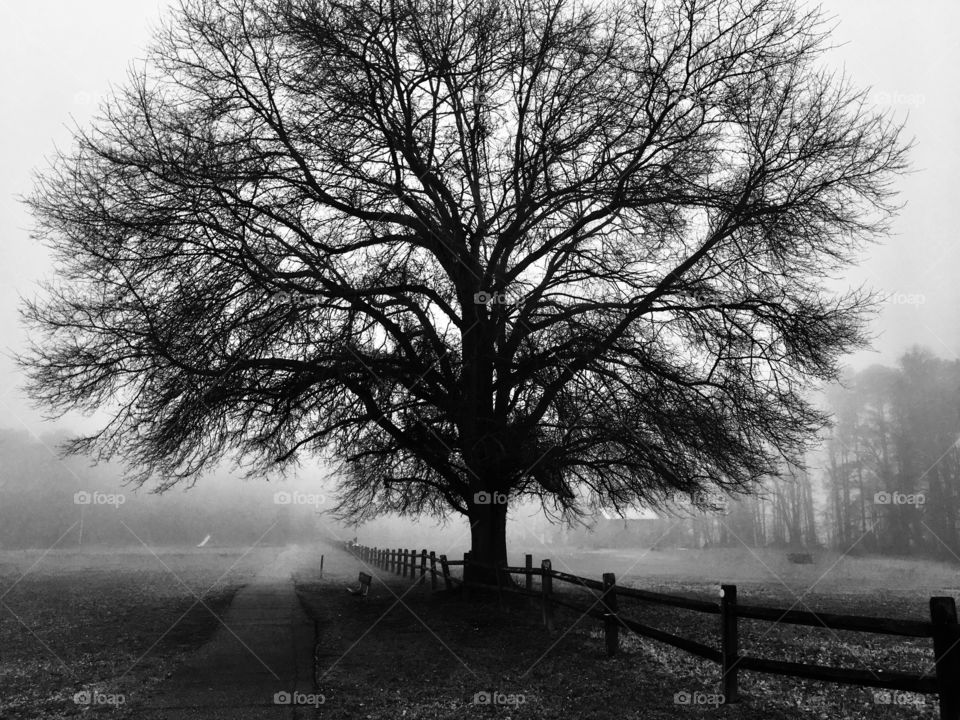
[297,543,955,719]
[1,541,953,718]
[0,545,275,719]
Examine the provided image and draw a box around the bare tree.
[22,0,907,579]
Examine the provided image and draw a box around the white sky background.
[0,0,958,438]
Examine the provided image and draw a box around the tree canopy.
[22,0,908,569]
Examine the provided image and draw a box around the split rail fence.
[343,542,960,719]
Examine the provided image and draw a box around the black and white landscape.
[0,0,958,717]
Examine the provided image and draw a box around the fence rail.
[343,541,959,719]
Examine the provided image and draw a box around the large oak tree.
[22,0,907,579]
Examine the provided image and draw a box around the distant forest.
[577,347,960,560]
[0,429,321,548]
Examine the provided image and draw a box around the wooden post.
[320,554,324,578]
[463,552,471,601]
[525,554,533,594]
[420,549,427,585]
[410,549,417,582]
[720,584,740,703]
[402,549,409,577]
[393,548,400,574]
[440,554,452,590]
[602,572,619,656]
[429,551,438,590]
[931,596,960,720]
[541,559,554,632]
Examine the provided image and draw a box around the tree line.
[644,348,960,559]
[0,429,322,549]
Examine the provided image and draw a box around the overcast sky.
[1,0,958,438]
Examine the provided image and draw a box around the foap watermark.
[74,490,125,508]
[273,691,325,707]
[73,690,125,707]
[873,690,925,706]
[874,491,925,506]
[472,690,526,706]
[885,292,926,306]
[268,290,322,308]
[873,90,925,108]
[273,491,326,507]
[673,690,725,708]
[72,91,98,106]
[669,490,730,515]
[473,289,526,307]
[473,491,508,505]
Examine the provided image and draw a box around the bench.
[787,552,814,564]
[347,571,372,598]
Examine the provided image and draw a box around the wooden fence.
[343,542,960,719]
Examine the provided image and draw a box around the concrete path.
[136,545,318,719]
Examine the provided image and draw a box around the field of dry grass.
[0,546,274,719]
[294,544,952,719]
[1,542,952,718]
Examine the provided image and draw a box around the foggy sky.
[2,0,958,439]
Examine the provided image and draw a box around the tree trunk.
[465,496,509,585]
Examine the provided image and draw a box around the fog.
[1,3,959,717]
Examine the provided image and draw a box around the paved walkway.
[136,545,318,719]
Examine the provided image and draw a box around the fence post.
[525,554,533,593]
[602,572,619,656]
[720,584,740,703]
[402,549,409,578]
[410,549,417,581]
[420,549,428,585]
[541,559,554,632]
[394,548,401,574]
[931,596,960,720]
[320,554,324,578]
[440,554,452,590]
[429,552,438,590]
[463,552,471,601]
